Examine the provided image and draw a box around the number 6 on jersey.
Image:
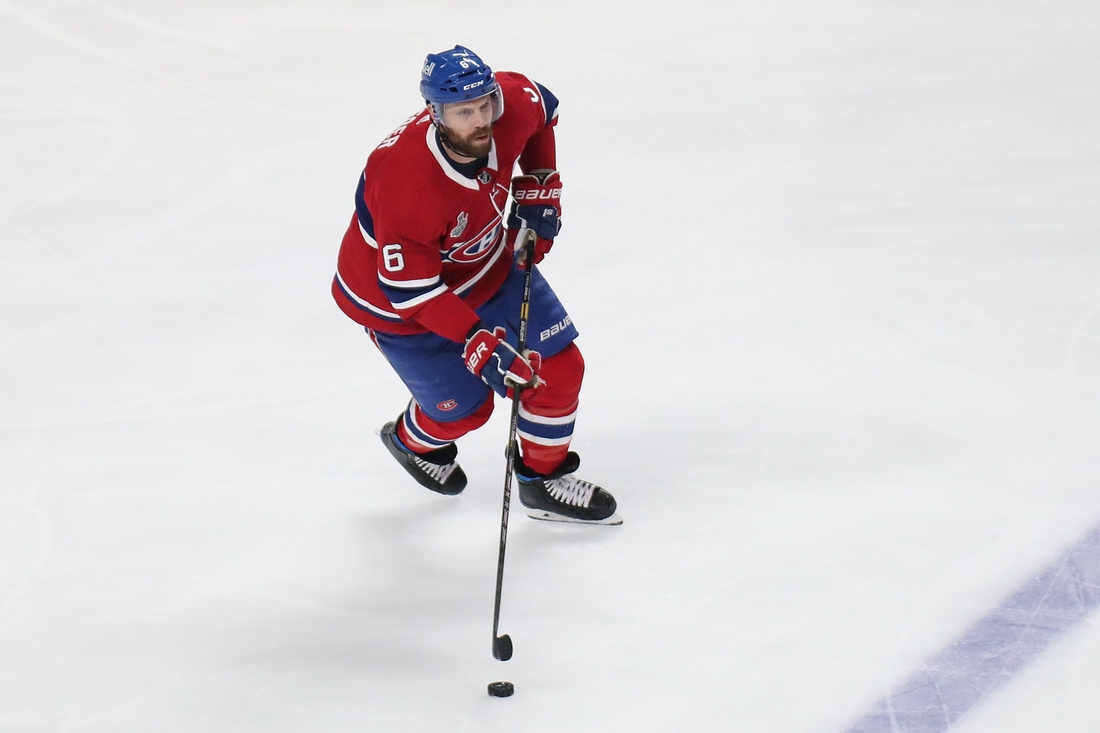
[382,243,404,272]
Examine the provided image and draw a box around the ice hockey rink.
[3,1,1100,730]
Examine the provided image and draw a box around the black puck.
[487,681,514,697]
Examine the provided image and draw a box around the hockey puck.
[487,681,514,697]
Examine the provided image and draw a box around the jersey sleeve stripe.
[333,270,403,321]
[359,220,378,248]
[355,174,378,245]
[383,282,449,311]
[377,272,442,289]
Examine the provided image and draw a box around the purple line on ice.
[844,524,1100,733]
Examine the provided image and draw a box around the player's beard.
[440,124,493,160]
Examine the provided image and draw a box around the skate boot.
[380,420,467,495]
[516,452,621,525]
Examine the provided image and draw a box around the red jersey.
[332,71,559,342]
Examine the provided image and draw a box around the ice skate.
[380,420,467,495]
[516,452,621,525]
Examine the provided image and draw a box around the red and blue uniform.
[332,72,585,475]
[334,71,558,342]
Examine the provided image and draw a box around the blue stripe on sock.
[402,407,449,450]
[517,415,574,442]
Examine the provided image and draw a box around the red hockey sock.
[518,343,584,475]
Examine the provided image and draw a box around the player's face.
[439,92,500,159]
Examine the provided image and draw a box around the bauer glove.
[507,169,561,267]
[463,324,543,398]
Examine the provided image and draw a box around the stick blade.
[493,633,513,661]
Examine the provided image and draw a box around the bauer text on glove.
[463,325,543,397]
[507,169,561,267]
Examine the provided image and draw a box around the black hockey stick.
[491,231,536,662]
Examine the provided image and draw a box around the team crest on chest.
[450,212,468,238]
[446,220,502,263]
[478,170,492,184]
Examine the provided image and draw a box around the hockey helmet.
[420,45,503,125]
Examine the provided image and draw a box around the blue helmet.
[420,45,501,122]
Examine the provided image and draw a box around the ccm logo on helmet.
[514,189,562,202]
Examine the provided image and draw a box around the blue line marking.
[844,524,1100,732]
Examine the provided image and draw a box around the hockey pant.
[397,342,584,476]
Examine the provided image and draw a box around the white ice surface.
[3,1,1100,731]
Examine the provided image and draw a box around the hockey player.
[332,45,618,524]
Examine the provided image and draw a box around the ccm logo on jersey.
[515,189,562,202]
[540,316,572,342]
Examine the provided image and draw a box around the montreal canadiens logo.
[446,221,501,263]
[437,399,458,411]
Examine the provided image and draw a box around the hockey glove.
[463,324,543,398]
[506,169,561,267]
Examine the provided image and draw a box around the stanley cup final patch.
[450,212,468,238]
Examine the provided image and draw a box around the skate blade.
[525,510,623,526]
